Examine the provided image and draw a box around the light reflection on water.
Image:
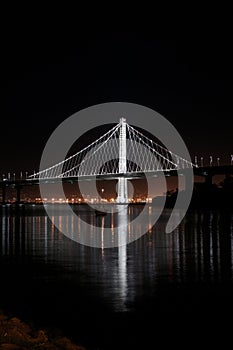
[0,204,233,313]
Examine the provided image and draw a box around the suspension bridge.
[0,118,232,204]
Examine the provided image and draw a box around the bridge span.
[0,165,232,204]
[0,118,232,204]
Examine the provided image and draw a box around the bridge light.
[231,154,233,165]
[201,157,203,167]
[195,156,197,166]
[210,156,213,166]
[217,157,220,166]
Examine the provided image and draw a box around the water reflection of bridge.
[1,206,232,311]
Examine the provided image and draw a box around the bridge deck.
[0,165,232,189]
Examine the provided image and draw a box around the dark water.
[0,205,233,349]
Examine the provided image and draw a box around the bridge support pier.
[205,174,213,186]
[117,117,128,204]
[16,186,21,204]
[117,178,128,204]
[2,185,6,204]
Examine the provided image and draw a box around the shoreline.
[0,309,86,350]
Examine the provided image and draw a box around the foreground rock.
[0,310,86,350]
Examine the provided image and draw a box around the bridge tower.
[116,117,128,203]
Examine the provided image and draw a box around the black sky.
[5,15,233,174]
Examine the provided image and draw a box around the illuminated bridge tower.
[116,117,128,204]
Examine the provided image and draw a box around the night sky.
[5,15,233,175]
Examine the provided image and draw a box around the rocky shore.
[0,310,86,350]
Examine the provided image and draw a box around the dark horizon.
[5,26,233,174]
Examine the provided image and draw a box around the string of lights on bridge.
[1,154,233,181]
